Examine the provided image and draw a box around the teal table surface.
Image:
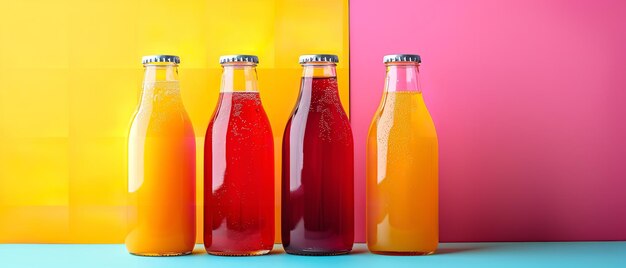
[0,242,624,267]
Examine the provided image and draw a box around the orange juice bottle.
[126,55,196,256]
[366,54,438,255]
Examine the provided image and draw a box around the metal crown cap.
[383,54,421,63]
[299,54,339,64]
[219,55,259,64]
[142,55,180,64]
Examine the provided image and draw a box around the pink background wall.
[350,0,626,242]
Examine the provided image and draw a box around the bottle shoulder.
[130,107,194,135]
[206,103,273,140]
[285,107,353,146]
[369,95,437,138]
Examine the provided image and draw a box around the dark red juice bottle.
[204,55,274,256]
[281,54,354,255]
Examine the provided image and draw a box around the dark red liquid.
[204,92,274,255]
[282,77,354,255]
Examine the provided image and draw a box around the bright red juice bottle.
[204,55,274,256]
[281,54,354,255]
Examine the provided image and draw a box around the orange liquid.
[126,81,196,256]
[366,91,438,255]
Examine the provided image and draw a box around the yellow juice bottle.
[366,54,438,255]
[126,55,196,256]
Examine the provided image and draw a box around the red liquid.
[282,77,354,255]
[204,92,274,255]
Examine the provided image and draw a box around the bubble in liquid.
[307,77,351,144]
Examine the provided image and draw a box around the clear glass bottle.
[126,55,196,256]
[204,55,274,256]
[366,54,438,255]
[282,54,354,255]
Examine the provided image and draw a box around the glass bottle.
[204,55,274,256]
[126,55,196,256]
[366,54,438,255]
[282,54,354,255]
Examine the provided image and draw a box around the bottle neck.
[384,63,420,92]
[140,63,181,106]
[301,63,337,78]
[220,63,259,93]
[298,63,340,107]
[143,63,179,83]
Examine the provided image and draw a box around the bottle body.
[366,57,438,255]
[282,57,354,255]
[126,58,196,256]
[204,58,274,256]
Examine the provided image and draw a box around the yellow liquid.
[126,81,196,256]
[366,91,438,255]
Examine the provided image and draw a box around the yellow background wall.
[0,0,349,243]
